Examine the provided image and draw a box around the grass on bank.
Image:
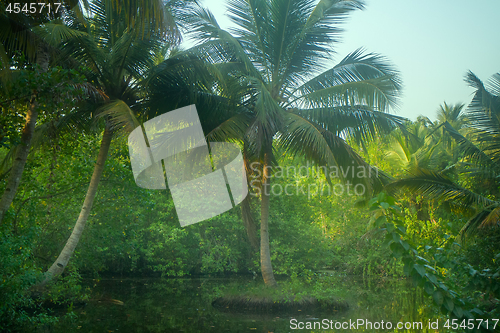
[211,273,350,314]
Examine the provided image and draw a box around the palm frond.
[461,205,500,238]
[206,113,251,143]
[464,70,500,135]
[32,21,87,46]
[277,112,335,165]
[488,73,500,97]
[113,32,164,78]
[436,102,466,126]
[278,0,365,89]
[267,0,318,82]
[183,5,223,43]
[0,0,63,62]
[226,0,272,80]
[441,121,495,168]
[184,5,263,79]
[106,0,186,43]
[387,167,496,209]
[277,112,383,190]
[97,99,140,133]
[243,75,284,154]
[60,29,106,77]
[292,49,402,112]
[290,105,406,140]
[385,132,412,168]
[144,54,241,125]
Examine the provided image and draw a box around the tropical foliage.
[389,72,500,237]
[0,0,498,331]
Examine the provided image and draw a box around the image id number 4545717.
[5,2,62,14]
[444,318,498,331]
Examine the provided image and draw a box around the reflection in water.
[49,276,438,332]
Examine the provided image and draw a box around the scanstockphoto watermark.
[248,161,379,199]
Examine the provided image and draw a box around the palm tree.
[176,0,403,286]
[0,0,185,224]
[432,102,468,164]
[385,120,432,172]
[40,0,197,283]
[385,107,468,175]
[388,71,500,237]
[437,102,467,130]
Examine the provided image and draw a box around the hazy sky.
[189,0,500,121]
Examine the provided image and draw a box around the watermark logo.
[127,105,248,227]
[248,161,378,199]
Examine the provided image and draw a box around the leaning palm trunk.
[0,104,38,224]
[42,124,113,284]
[0,46,49,224]
[260,148,277,287]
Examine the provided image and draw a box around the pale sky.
[187,0,500,121]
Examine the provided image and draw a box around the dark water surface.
[49,276,438,332]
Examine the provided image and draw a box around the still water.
[50,275,439,332]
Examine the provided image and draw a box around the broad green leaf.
[443,297,454,312]
[432,290,444,306]
[374,215,386,227]
[452,306,463,318]
[413,264,426,277]
[424,281,434,295]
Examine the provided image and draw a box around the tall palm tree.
[40,0,196,283]
[176,0,404,286]
[0,0,185,224]
[388,71,500,237]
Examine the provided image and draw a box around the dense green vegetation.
[1,0,498,331]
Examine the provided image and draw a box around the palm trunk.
[0,104,38,224]
[41,124,113,284]
[0,45,48,224]
[241,143,259,252]
[241,196,259,251]
[260,148,277,287]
